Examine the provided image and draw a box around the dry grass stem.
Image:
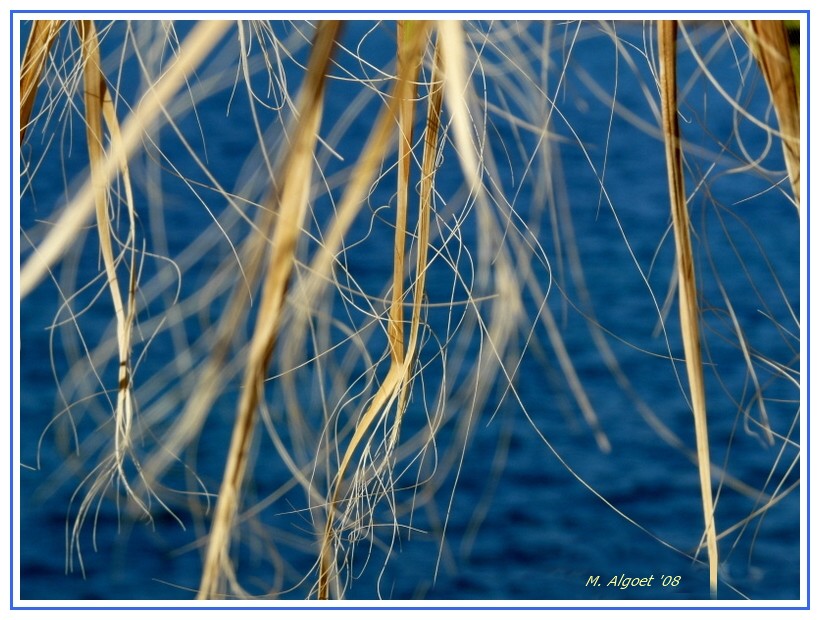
[748,20,800,210]
[317,20,431,600]
[77,18,140,497]
[387,22,417,366]
[20,20,63,145]
[20,20,232,298]
[197,20,342,600]
[19,18,800,602]
[658,20,718,598]
[393,32,443,449]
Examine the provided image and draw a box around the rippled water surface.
[18,19,802,602]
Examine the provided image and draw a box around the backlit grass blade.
[20,20,63,145]
[77,18,141,508]
[748,20,800,210]
[658,20,718,598]
[392,32,444,450]
[317,20,431,600]
[387,21,418,367]
[21,20,232,298]
[196,20,341,600]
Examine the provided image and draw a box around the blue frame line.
[5,605,813,611]
[806,8,811,613]
[7,9,810,13]
[8,7,13,614]
[9,9,810,612]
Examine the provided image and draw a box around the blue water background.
[18,20,801,601]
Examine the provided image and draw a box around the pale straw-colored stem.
[196,20,341,600]
[78,18,141,503]
[21,20,232,298]
[20,20,63,145]
[749,20,800,211]
[658,20,718,598]
[317,21,431,600]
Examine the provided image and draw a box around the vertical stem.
[20,20,63,145]
[388,21,420,366]
[658,20,718,598]
[197,21,341,600]
[316,20,430,600]
[78,19,136,474]
[749,20,800,210]
[21,20,233,297]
